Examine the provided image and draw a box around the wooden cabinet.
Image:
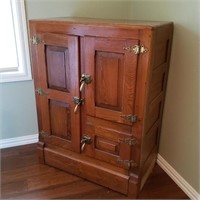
[30,18,173,198]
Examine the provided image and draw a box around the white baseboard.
[157,154,200,200]
[0,134,38,149]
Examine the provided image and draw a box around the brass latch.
[80,74,92,92]
[118,137,138,146]
[120,114,138,123]
[35,88,48,96]
[123,45,148,54]
[73,97,84,113]
[117,159,138,168]
[81,135,92,152]
[31,35,44,45]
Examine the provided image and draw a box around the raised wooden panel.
[95,136,119,155]
[154,40,169,68]
[46,46,70,92]
[149,65,166,102]
[49,100,71,141]
[95,51,123,111]
[145,98,162,134]
[142,124,158,164]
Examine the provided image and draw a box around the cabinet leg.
[37,141,45,164]
[128,173,140,198]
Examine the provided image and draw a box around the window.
[0,0,32,83]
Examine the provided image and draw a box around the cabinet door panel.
[83,116,138,169]
[46,46,70,92]
[84,37,139,125]
[95,51,123,111]
[36,33,80,152]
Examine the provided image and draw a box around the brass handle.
[80,74,92,92]
[80,82,85,92]
[74,102,81,113]
[73,97,84,113]
[81,135,92,152]
[81,142,86,152]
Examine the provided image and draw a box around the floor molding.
[157,154,200,200]
[0,134,38,149]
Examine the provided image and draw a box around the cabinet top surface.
[30,17,172,29]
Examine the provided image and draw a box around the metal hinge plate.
[120,114,138,123]
[117,159,138,168]
[39,131,49,138]
[35,88,48,96]
[31,35,44,45]
[118,137,138,146]
[123,45,148,54]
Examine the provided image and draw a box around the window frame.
[0,0,32,83]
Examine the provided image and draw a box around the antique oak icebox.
[29,17,173,198]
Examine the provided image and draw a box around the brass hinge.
[39,131,49,138]
[118,137,138,146]
[31,35,44,45]
[35,88,48,96]
[123,45,148,54]
[117,159,138,168]
[120,114,138,123]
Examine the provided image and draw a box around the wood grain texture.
[0,144,189,199]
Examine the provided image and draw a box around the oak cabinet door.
[82,37,139,168]
[84,37,139,125]
[35,33,80,152]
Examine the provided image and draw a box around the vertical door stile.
[68,36,81,152]
[84,37,96,116]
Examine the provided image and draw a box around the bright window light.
[0,0,32,83]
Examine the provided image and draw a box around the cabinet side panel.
[141,24,173,185]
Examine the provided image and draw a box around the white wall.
[128,0,200,193]
[0,81,38,139]
[25,0,130,20]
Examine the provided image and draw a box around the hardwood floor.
[0,144,189,199]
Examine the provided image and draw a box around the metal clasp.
[80,74,92,92]
[81,135,92,152]
[73,97,84,113]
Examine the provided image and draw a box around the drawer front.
[82,116,139,170]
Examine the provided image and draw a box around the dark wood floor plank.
[27,169,80,191]
[0,144,189,199]
[2,164,55,183]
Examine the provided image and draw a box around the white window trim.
[0,0,32,83]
